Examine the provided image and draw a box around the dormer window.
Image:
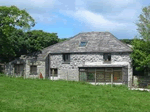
[103,53,111,62]
[80,42,87,47]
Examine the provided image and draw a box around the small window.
[14,64,24,75]
[80,42,87,47]
[50,68,58,77]
[30,65,37,75]
[63,54,70,63]
[103,53,111,61]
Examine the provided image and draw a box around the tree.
[0,5,35,59]
[131,6,150,74]
[24,30,59,53]
[0,6,60,63]
[59,38,68,42]
[120,39,133,45]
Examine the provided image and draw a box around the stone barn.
[5,32,133,86]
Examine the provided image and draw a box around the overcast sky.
[0,0,149,39]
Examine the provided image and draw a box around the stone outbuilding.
[5,32,133,86]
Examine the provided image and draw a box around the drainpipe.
[95,68,96,85]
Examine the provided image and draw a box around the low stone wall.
[133,76,150,88]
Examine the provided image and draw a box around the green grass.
[0,75,150,112]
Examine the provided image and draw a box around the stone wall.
[25,59,45,79]
[5,58,45,79]
[5,59,26,76]
[133,76,150,88]
[50,52,132,86]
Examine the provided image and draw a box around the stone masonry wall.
[25,59,45,79]
[50,52,132,86]
[5,59,45,79]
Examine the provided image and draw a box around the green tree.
[0,5,35,59]
[131,6,150,74]
[120,39,133,44]
[24,30,59,53]
[59,38,68,42]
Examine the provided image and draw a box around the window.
[50,68,58,77]
[63,54,70,63]
[30,65,37,75]
[103,53,111,61]
[79,67,122,83]
[80,42,87,47]
[14,64,24,75]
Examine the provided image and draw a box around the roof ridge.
[80,31,109,34]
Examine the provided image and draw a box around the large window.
[30,65,37,75]
[103,53,111,61]
[63,54,70,63]
[79,67,122,83]
[50,68,58,77]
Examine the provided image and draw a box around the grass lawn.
[0,75,150,112]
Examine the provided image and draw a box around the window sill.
[103,61,111,64]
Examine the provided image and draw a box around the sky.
[0,0,149,39]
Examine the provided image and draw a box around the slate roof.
[37,32,132,60]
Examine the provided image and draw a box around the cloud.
[0,0,59,24]
[61,0,142,38]
[0,0,145,38]
[69,9,126,31]
[81,0,140,14]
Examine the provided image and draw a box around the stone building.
[5,32,133,86]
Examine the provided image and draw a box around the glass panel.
[79,72,87,81]
[87,72,95,82]
[80,42,87,47]
[96,71,105,82]
[88,68,95,72]
[103,53,111,61]
[79,68,87,72]
[63,54,70,62]
[105,72,112,82]
[14,64,24,75]
[30,66,37,75]
[113,68,122,71]
[96,68,104,71]
[105,68,113,72]
[113,71,122,82]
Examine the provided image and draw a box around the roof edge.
[108,32,133,52]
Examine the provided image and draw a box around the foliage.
[24,30,59,53]
[131,6,150,73]
[0,76,150,112]
[131,39,150,71]
[0,30,59,62]
[120,39,133,44]
[59,38,68,42]
[0,6,59,62]
[0,5,35,60]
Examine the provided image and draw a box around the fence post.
[111,73,113,87]
[95,69,96,85]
